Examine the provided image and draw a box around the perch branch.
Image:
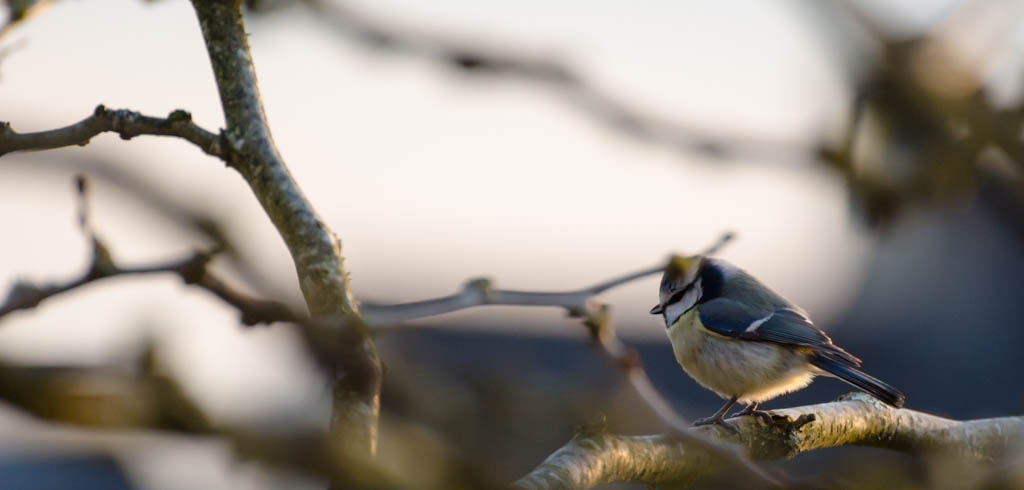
[188,0,382,464]
[514,392,1024,489]
[0,105,226,159]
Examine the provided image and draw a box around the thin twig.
[361,231,734,324]
[0,176,299,326]
[0,105,226,159]
[0,250,207,319]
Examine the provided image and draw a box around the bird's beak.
[649,304,664,315]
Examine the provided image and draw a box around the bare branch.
[0,235,303,329]
[359,263,666,324]
[0,175,221,319]
[188,0,364,334]
[514,392,1024,489]
[0,105,226,159]
[189,0,383,466]
[0,248,207,319]
[362,231,734,324]
[362,279,592,324]
[2,175,309,343]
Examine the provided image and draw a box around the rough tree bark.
[514,392,1024,489]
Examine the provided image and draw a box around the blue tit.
[649,255,905,431]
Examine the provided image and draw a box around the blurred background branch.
[259,0,1024,230]
[809,0,1024,227]
[294,0,809,162]
[0,338,408,489]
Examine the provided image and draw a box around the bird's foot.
[693,415,739,434]
[734,407,775,424]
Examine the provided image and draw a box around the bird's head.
[650,255,706,326]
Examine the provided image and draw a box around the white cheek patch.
[665,279,702,326]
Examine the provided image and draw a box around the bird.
[649,254,905,432]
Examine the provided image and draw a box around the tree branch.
[0,245,211,319]
[0,105,226,158]
[361,267,673,324]
[0,230,309,335]
[514,392,1024,489]
[188,0,382,466]
[361,231,734,324]
[0,175,293,326]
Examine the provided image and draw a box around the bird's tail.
[811,356,906,408]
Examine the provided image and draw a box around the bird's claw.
[693,416,739,434]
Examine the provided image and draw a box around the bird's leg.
[693,396,739,433]
[733,402,774,423]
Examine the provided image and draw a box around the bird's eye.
[666,285,691,307]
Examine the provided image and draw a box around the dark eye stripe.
[665,285,691,308]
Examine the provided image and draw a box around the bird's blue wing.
[693,298,769,336]
[697,298,861,366]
